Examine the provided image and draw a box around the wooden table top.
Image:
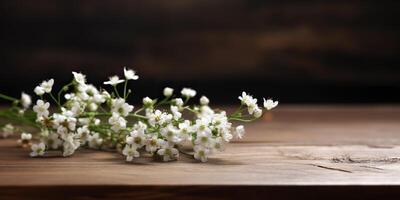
[1,105,400,199]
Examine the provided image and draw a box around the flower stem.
[123,80,128,99]
[0,93,18,102]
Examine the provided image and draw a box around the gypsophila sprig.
[0,68,278,162]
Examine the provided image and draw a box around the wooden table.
[1,105,400,199]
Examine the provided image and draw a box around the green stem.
[58,81,74,104]
[228,117,258,123]
[49,93,61,107]
[113,86,120,98]
[0,93,18,102]
[123,80,128,99]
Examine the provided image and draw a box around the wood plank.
[1,105,400,198]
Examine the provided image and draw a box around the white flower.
[2,124,14,138]
[43,133,62,149]
[157,143,179,162]
[33,100,50,118]
[111,98,134,117]
[62,134,80,157]
[213,137,225,151]
[52,111,77,131]
[30,143,46,157]
[174,98,184,107]
[126,130,145,148]
[194,131,212,147]
[147,110,172,127]
[194,145,211,162]
[39,79,54,93]
[238,92,259,115]
[263,98,279,110]
[170,106,182,120]
[235,125,245,139]
[181,88,196,98]
[124,67,139,80]
[88,132,103,149]
[142,97,153,106]
[160,125,181,143]
[178,120,194,140]
[122,145,139,162]
[253,107,263,118]
[34,86,45,96]
[108,113,127,132]
[72,72,86,85]
[200,96,209,105]
[145,136,163,153]
[18,132,32,146]
[104,75,124,86]
[163,87,174,97]
[21,92,32,108]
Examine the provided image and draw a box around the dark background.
[1,0,399,104]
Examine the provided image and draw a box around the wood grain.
[1,105,400,199]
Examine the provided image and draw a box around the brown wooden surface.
[1,105,400,199]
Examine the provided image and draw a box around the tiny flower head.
[104,75,124,86]
[163,87,174,97]
[124,67,139,80]
[30,142,46,157]
[235,125,245,139]
[34,86,45,96]
[181,88,197,98]
[200,96,209,105]
[33,100,50,118]
[21,92,32,109]
[40,79,54,93]
[72,72,86,85]
[263,98,278,110]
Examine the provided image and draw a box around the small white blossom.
[145,136,163,153]
[200,96,209,105]
[62,134,80,157]
[122,145,139,162]
[235,125,245,139]
[30,143,46,157]
[111,98,134,117]
[42,133,62,149]
[88,132,103,149]
[126,130,146,148]
[1,124,14,138]
[157,142,179,162]
[142,97,153,106]
[72,72,86,85]
[170,106,182,120]
[39,79,54,93]
[34,86,45,96]
[163,87,174,97]
[33,100,50,118]
[18,132,32,146]
[21,92,32,109]
[147,110,172,127]
[108,113,127,132]
[239,92,259,115]
[263,98,279,110]
[194,145,211,162]
[181,88,196,98]
[253,107,263,118]
[161,125,181,143]
[104,75,124,86]
[124,67,139,80]
[174,98,184,107]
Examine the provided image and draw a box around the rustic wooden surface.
[1,105,400,199]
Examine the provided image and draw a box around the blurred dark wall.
[1,0,400,103]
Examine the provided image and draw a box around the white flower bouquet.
[0,68,278,162]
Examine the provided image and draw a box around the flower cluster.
[0,68,277,162]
